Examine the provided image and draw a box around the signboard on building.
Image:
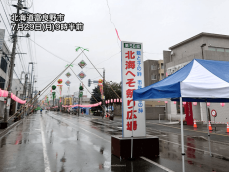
[0,29,5,50]
[121,41,146,137]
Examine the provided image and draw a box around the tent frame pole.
[131,105,134,159]
[205,100,212,156]
[180,97,185,172]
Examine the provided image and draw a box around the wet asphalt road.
[0,111,228,172]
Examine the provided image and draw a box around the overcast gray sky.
[1,0,229,99]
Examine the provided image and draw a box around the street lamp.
[201,43,206,59]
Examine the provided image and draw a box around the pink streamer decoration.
[7,92,27,104]
[115,28,121,41]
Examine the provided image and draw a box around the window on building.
[151,74,157,80]
[208,46,229,52]
[225,49,229,53]
[161,73,164,79]
[151,65,157,70]
[161,63,164,69]
[0,57,7,73]
[0,76,5,89]
[208,47,216,51]
[217,48,224,52]
[176,102,185,114]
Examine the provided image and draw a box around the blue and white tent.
[133,59,229,171]
[133,59,229,102]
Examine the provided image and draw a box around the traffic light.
[79,86,84,90]
[88,79,91,87]
[79,91,83,97]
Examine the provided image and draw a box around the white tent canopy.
[133,59,229,172]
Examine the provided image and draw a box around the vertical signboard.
[121,41,146,137]
[0,29,5,50]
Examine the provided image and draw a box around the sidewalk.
[0,118,16,133]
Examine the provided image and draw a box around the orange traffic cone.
[226,122,229,133]
[193,119,197,128]
[208,121,213,131]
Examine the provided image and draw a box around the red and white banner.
[121,41,146,137]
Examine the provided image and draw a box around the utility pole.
[102,68,105,119]
[29,62,34,99]
[1,0,21,128]
[0,0,29,128]
[78,84,81,116]
[22,73,28,118]
[31,75,35,99]
[27,62,33,100]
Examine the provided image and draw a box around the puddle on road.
[158,136,229,172]
[190,136,208,141]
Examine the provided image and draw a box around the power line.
[105,0,121,49]
[85,51,120,74]
[29,38,72,63]
[0,0,12,34]
[95,51,120,66]
[3,0,13,14]
[0,13,10,35]
[0,3,27,74]
[13,69,23,85]
[16,44,26,71]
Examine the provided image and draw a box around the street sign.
[211,109,217,117]
[121,41,146,137]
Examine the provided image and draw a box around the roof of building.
[169,32,229,50]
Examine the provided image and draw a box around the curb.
[0,119,23,139]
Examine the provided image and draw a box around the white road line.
[52,114,229,171]
[140,157,175,172]
[50,114,111,143]
[53,114,229,159]
[159,138,229,159]
[40,118,51,172]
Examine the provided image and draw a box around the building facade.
[0,29,11,119]
[10,79,24,115]
[144,59,165,107]
[163,32,229,123]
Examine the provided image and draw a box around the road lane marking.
[40,118,51,172]
[49,114,111,143]
[140,157,174,172]
[146,121,229,137]
[159,138,229,159]
[49,114,229,169]
[80,115,229,158]
[64,114,229,146]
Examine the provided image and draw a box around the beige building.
[144,59,165,107]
